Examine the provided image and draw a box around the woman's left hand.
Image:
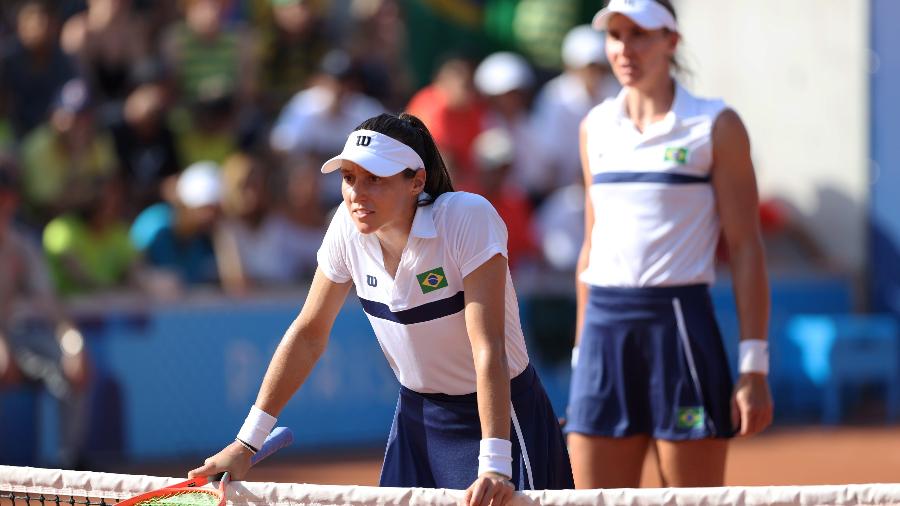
[731,372,773,436]
[462,472,515,506]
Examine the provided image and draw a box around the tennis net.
[2,465,899,506]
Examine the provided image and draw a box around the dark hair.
[652,0,690,78]
[354,112,454,206]
[654,0,677,20]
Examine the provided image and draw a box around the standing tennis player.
[191,112,573,504]
[566,0,773,488]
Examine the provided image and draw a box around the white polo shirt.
[317,191,530,395]
[581,83,727,287]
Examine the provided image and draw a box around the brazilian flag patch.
[664,147,689,164]
[676,407,706,430]
[417,267,448,294]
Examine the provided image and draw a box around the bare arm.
[189,267,351,478]
[464,254,511,442]
[463,254,515,506]
[253,268,351,415]
[574,119,595,348]
[711,109,773,436]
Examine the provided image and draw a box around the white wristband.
[477,438,513,480]
[571,346,580,369]
[738,339,769,375]
[237,405,277,451]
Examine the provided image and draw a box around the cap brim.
[592,7,672,31]
[320,149,409,177]
[591,9,613,30]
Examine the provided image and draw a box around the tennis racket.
[115,427,294,506]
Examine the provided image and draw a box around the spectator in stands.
[277,154,327,279]
[270,49,383,158]
[0,1,76,139]
[20,79,118,226]
[0,155,92,469]
[345,0,413,111]
[474,52,550,203]
[60,0,151,120]
[126,0,180,51]
[170,84,241,167]
[532,25,619,190]
[216,152,323,293]
[111,82,181,215]
[42,176,139,297]
[162,0,259,108]
[472,128,536,271]
[130,160,223,290]
[512,0,584,73]
[406,56,486,191]
[258,0,330,114]
[269,49,383,205]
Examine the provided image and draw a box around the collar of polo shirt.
[612,82,687,133]
[321,129,426,177]
[410,193,437,238]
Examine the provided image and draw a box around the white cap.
[321,129,425,177]
[562,25,607,68]
[473,128,515,172]
[474,52,535,96]
[592,0,678,32]
[176,161,222,208]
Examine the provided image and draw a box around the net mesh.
[2,466,900,506]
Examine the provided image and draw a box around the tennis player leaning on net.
[190,112,574,505]
[565,0,773,489]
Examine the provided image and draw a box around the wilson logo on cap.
[417,267,448,294]
[356,135,372,146]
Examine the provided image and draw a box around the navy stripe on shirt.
[359,291,466,325]
[592,172,711,185]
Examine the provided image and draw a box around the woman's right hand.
[188,440,254,480]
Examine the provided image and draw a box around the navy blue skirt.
[380,364,574,490]
[566,284,735,440]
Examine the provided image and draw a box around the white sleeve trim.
[315,205,353,284]
[316,261,352,284]
[460,244,507,278]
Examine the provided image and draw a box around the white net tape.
[2,466,899,506]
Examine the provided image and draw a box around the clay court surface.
[126,426,900,488]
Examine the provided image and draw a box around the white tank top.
[580,83,727,287]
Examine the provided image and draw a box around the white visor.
[592,0,678,32]
[321,129,425,177]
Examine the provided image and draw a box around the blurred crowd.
[0,0,622,300]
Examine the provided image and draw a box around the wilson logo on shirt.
[676,407,706,430]
[664,147,689,164]
[417,267,448,294]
